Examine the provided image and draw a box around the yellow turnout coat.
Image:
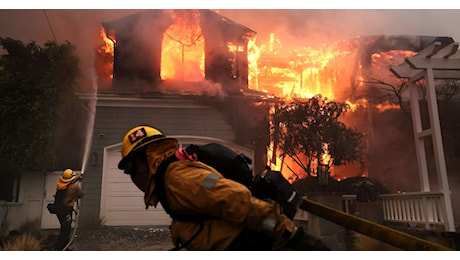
[144,140,295,250]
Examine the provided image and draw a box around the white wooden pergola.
[390,41,460,232]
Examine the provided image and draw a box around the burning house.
[56,9,277,228]
[249,32,454,188]
[37,9,457,231]
[97,9,256,94]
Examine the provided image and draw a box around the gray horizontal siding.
[78,99,236,227]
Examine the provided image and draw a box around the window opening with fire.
[161,10,205,82]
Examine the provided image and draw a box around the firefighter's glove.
[251,169,277,200]
[252,168,302,219]
[283,227,330,251]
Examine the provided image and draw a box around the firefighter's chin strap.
[62,175,83,251]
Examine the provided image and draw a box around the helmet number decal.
[129,128,147,143]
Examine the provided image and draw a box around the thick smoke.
[156,79,225,98]
[219,9,459,49]
[0,10,142,89]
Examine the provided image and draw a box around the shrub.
[0,219,44,251]
[0,232,42,251]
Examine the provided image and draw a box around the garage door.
[101,136,254,226]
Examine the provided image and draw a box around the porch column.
[390,41,460,232]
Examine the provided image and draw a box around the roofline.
[75,91,283,108]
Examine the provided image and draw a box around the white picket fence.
[342,192,447,230]
[380,192,446,229]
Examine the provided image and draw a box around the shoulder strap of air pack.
[184,143,254,188]
[155,154,207,223]
[155,154,207,251]
[155,143,254,222]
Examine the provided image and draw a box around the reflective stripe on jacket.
[163,160,295,250]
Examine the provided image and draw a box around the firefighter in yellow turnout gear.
[54,169,84,250]
[118,125,328,250]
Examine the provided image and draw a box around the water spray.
[80,72,98,176]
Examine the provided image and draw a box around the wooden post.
[390,41,460,232]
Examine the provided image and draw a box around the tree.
[361,77,411,118]
[364,77,460,192]
[271,95,366,180]
[0,37,80,201]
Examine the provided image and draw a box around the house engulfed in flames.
[94,9,275,175]
[97,9,258,96]
[94,9,454,190]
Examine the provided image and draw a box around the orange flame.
[346,98,368,112]
[257,35,416,181]
[248,33,362,100]
[97,28,115,82]
[371,50,416,82]
[95,19,418,181]
[321,143,331,166]
[161,10,204,81]
[247,37,261,92]
[100,28,115,54]
[375,100,400,112]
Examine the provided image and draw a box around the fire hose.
[298,197,454,251]
[62,198,80,251]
